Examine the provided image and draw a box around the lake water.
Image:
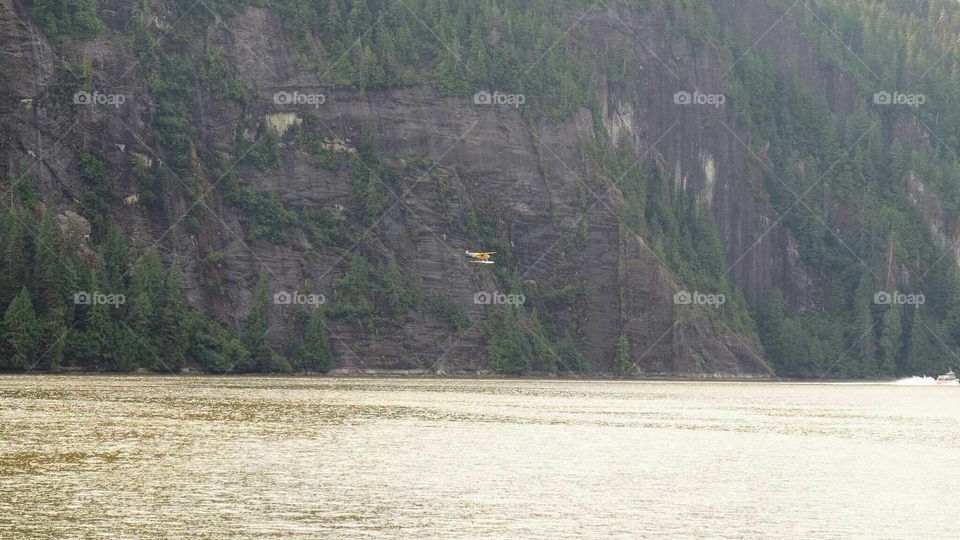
[1,376,959,539]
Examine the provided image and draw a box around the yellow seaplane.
[464,250,496,264]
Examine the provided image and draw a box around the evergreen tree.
[133,250,166,312]
[292,307,333,373]
[780,317,812,378]
[851,276,878,377]
[434,36,471,95]
[100,229,130,295]
[2,287,39,370]
[29,209,70,371]
[346,0,373,40]
[467,24,491,82]
[38,307,67,371]
[33,209,67,312]
[523,310,555,373]
[159,261,189,371]
[0,208,28,306]
[907,312,941,375]
[244,267,273,372]
[878,302,902,377]
[76,267,113,369]
[487,307,528,375]
[129,290,157,369]
[380,253,415,324]
[224,336,253,372]
[613,335,632,376]
[189,317,252,373]
[113,325,141,372]
[758,288,787,368]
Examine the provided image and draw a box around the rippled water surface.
[2,376,960,538]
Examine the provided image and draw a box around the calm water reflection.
[1,376,959,538]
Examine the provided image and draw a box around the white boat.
[936,370,958,385]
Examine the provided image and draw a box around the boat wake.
[891,376,959,386]
[892,376,937,386]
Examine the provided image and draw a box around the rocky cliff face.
[4,0,948,376]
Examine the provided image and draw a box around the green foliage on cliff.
[0,186,337,374]
[543,285,584,310]
[245,268,290,372]
[483,272,584,375]
[291,306,333,373]
[486,306,533,375]
[238,128,282,172]
[2,288,39,370]
[26,0,104,41]
[613,335,632,376]
[589,136,758,342]
[218,0,642,119]
[720,0,960,377]
[426,294,470,334]
[293,124,346,170]
[20,0,960,377]
[0,206,186,371]
[329,252,418,327]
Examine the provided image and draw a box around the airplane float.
[464,250,496,264]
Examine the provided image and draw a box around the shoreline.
[0,369,916,384]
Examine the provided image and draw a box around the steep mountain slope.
[1,0,958,378]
